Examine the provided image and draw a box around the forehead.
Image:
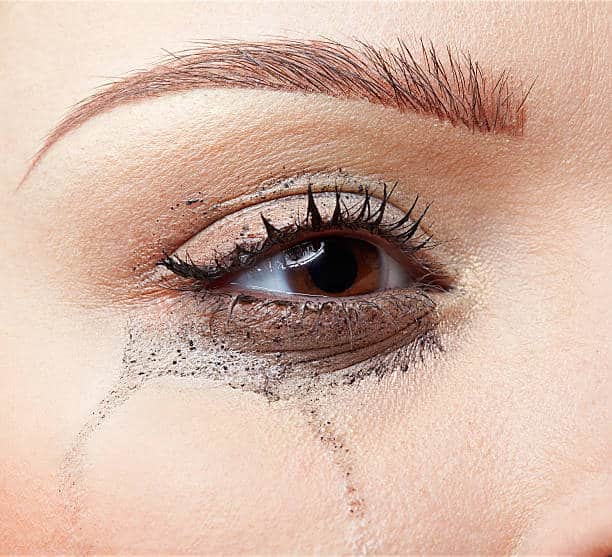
[2,2,606,189]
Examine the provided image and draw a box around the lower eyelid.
[122,288,446,400]
[180,286,441,371]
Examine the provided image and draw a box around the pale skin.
[1,1,611,554]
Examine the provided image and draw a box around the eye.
[227,235,416,297]
[157,177,454,371]
[160,184,442,296]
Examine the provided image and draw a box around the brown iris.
[282,237,382,296]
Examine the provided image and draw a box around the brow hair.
[25,38,533,181]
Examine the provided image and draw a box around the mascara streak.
[59,327,148,543]
[300,403,372,553]
[60,175,453,549]
[60,307,442,551]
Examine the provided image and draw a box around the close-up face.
[1,1,611,554]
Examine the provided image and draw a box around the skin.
[1,1,611,553]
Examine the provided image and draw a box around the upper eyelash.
[158,185,434,286]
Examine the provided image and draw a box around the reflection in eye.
[230,236,412,297]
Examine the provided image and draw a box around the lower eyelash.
[122,301,444,402]
[178,285,441,372]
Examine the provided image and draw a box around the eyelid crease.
[21,37,533,186]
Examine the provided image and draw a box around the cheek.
[75,377,350,553]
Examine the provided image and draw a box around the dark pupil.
[304,238,358,293]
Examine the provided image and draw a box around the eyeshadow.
[57,172,460,548]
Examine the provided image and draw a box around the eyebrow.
[24,38,532,181]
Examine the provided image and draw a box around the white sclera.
[229,239,412,295]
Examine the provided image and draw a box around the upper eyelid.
[20,38,532,187]
[159,187,437,287]
[159,172,413,262]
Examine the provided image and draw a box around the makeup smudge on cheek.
[60,308,439,552]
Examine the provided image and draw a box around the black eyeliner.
[159,186,436,288]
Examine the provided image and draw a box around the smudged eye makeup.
[156,173,455,374]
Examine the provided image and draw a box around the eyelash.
[150,181,456,375]
[159,184,436,289]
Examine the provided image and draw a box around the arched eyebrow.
[24,38,533,181]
